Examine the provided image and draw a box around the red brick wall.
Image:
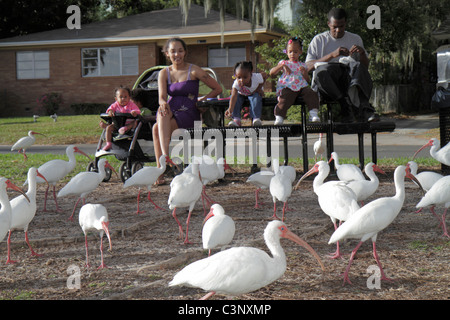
[0,42,159,117]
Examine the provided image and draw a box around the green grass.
[0,115,443,185]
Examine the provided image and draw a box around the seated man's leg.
[350,64,379,122]
[314,64,355,123]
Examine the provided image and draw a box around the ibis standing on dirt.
[169,220,325,300]
[8,167,48,263]
[79,203,112,269]
[202,204,235,256]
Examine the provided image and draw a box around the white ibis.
[25,145,91,212]
[295,161,359,259]
[416,175,450,238]
[202,204,235,256]
[412,138,450,166]
[8,167,48,263]
[330,152,365,182]
[329,165,421,285]
[78,203,112,269]
[169,220,325,300]
[185,156,233,213]
[11,131,44,161]
[407,161,444,192]
[168,158,203,244]
[246,169,274,209]
[123,155,176,214]
[269,159,293,221]
[0,178,29,246]
[346,162,386,205]
[57,158,116,221]
[314,133,326,162]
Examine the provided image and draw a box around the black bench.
[187,97,396,173]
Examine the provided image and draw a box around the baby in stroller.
[100,86,141,151]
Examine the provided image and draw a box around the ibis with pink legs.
[79,203,112,269]
[328,165,422,285]
[269,159,292,221]
[11,131,44,161]
[57,158,116,221]
[0,178,29,250]
[416,175,450,238]
[123,155,176,214]
[8,167,48,263]
[168,158,203,244]
[169,220,325,300]
[246,169,274,209]
[412,138,450,166]
[202,204,235,256]
[25,145,91,212]
[407,161,443,192]
[330,151,366,182]
[295,161,359,259]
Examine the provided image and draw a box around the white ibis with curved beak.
[123,155,176,214]
[0,178,30,246]
[329,165,422,285]
[246,169,274,209]
[346,162,386,205]
[79,203,112,269]
[295,161,359,259]
[202,204,235,256]
[57,158,116,221]
[169,220,325,300]
[407,161,444,192]
[168,158,203,244]
[314,133,326,162]
[416,175,450,238]
[8,167,48,263]
[25,145,91,212]
[330,152,365,182]
[270,159,292,221]
[412,138,450,166]
[11,131,44,161]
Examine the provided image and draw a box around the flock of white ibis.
[2,132,450,298]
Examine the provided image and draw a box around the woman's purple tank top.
[167,64,200,129]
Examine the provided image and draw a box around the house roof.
[0,4,284,49]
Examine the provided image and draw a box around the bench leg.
[371,132,377,164]
[327,104,335,173]
[358,133,364,169]
[301,105,309,173]
[283,136,289,166]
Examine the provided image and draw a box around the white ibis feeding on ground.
[169,220,325,300]
[25,145,91,212]
[168,158,203,244]
[328,165,422,285]
[295,161,359,259]
[346,162,386,205]
[123,155,176,214]
[415,175,450,238]
[0,178,29,247]
[202,204,235,256]
[57,158,116,221]
[314,133,326,162]
[413,138,450,167]
[330,152,365,182]
[11,131,44,161]
[246,169,274,209]
[8,167,48,263]
[269,159,292,221]
[78,203,112,269]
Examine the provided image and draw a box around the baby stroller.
[88,112,157,182]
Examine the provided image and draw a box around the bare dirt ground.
[0,166,449,301]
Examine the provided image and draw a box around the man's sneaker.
[274,116,284,125]
[309,109,320,122]
[252,118,262,126]
[228,119,241,127]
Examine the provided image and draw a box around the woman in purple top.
[153,38,222,184]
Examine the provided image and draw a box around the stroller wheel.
[86,161,97,173]
[119,162,132,183]
[87,160,111,182]
[131,162,144,175]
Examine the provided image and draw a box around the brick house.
[0,4,284,117]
